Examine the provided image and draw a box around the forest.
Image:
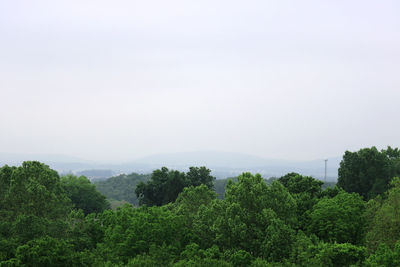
[1,146,400,266]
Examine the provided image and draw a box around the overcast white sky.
[0,0,399,162]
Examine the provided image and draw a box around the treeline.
[95,171,336,203]
[94,167,215,206]
[95,172,151,206]
[95,172,228,204]
[0,146,400,266]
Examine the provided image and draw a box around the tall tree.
[61,175,110,215]
[135,167,215,206]
[338,146,400,199]
[279,173,324,230]
[308,190,366,244]
[0,162,72,262]
[186,166,215,188]
[0,162,71,221]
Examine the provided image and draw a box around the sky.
[0,0,399,162]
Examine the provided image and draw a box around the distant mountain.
[131,151,340,181]
[0,153,94,174]
[76,169,115,181]
[0,152,86,165]
[0,151,341,181]
[134,151,277,168]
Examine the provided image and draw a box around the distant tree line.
[135,166,215,206]
[94,172,151,206]
[95,170,336,204]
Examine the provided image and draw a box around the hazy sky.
[1,0,399,162]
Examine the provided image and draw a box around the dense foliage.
[135,166,215,206]
[94,172,151,205]
[100,173,334,203]
[338,146,400,200]
[61,175,110,215]
[1,146,400,266]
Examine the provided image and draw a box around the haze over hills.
[0,151,340,181]
[133,151,340,180]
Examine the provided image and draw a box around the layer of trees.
[94,173,151,205]
[0,162,110,266]
[96,173,336,205]
[1,146,400,266]
[135,166,215,206]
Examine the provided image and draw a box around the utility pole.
[324,159,328,182]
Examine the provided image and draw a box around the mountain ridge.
[0,151,340,181]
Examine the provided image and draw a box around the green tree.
[279,173,323,196]
[135,167,215,206]
[261,216,296,262]
[279,173,323,230]
[194,173,296,261]
[0,162,72,263]
[66,210,105,252]
[135,167,187,206]
[175,243,231,267]
[173,184,217,230]
[364,241,400,267]
[61,174,110,215]
[308,190,365,244]
[95,205,186,265]
[14,236,78,267]
[186,166,215,188]
[192,199,225,249]
[214,177,238,199]
[338,146,400,200]
[224,249,253,266]
[224,173,297,226]
[365,177,400,250]
[309,242,366,267]
[288,231,318,266]
[0,162,71,221]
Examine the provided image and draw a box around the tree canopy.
[135,166,215,206]
[0,162,72,263]
[308,190,366,244]
[94,172,151,205]
[337,146,400,199]
[365,177,400,250]
[61,174,110,215]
